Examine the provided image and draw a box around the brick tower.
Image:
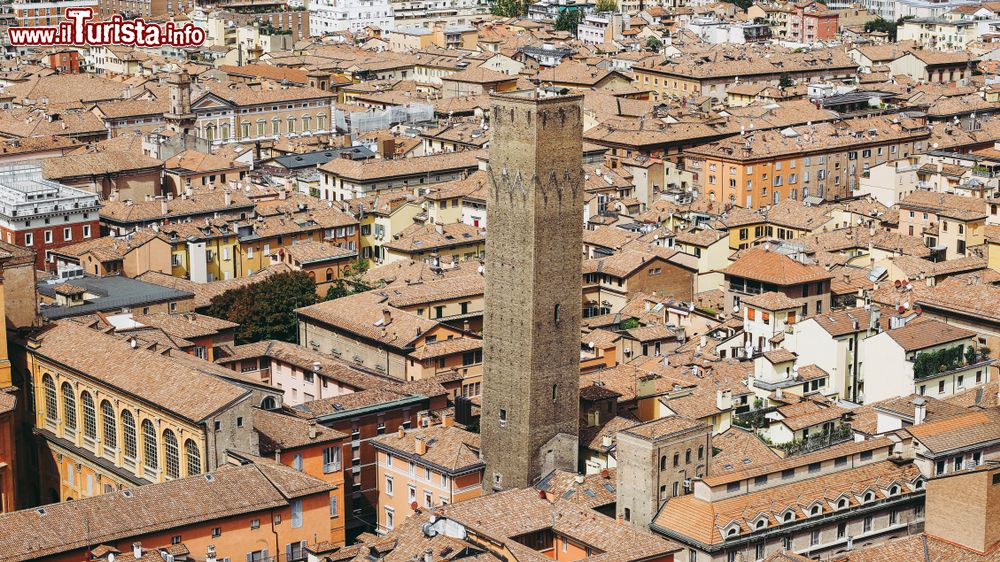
[481,92,584,491]
[163,70,197,135]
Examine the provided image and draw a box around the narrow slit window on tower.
[552,384,557,401]
[553,304,560,324]
[499,409,507,427]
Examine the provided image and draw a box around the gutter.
[315,394,428,423]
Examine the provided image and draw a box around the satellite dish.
[733,305,740,313]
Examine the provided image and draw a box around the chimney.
[308,421,318,440]
[206,545,218,562]
[716,389,732,410]
[423,548,433,562]
[224,189,232,206]
[397,425,405,438]
[441,414,453,428]
[602,434,613,448]
[382,309,392,325]
[869,304,881,333]
[775,386,783,399]
[133,543,142,559]
[575,473,585,484]
[435,223,444,235]
[415,437,428,455]
[913,396,927,425]
[161,199,168,215]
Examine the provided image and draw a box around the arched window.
[205,124,215,142]
[755,519,767,530]
[121,410,137,459]
[141,419,157,470]
[163,430,179,479]
[888,485,900,496]
[101,400,116,449]
[659,456,667,471]
[727,527,739,537]
[287,117,296,133]
[317,113,326,131]
[325,267,334,281]
[685,449,691,464]
[61,382,76,430]
[185,439,201,476]
[837,498,848,509]
[220,123,230,141]
[863,492,874,503]
[42,374,57,422]
[673,453,679,467]
[261,396,277,410]
[698,445,704,460]
[81,392,96,440]
[811,505,821,516]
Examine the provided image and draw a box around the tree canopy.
[204,271,318,345]
[595,0,617,12]
[490,0,527,18]
[324,258,373,301]
[554,9,583,35]
[864,17,899,40]
[645,35,663,51]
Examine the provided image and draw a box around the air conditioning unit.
[683,479,693,490]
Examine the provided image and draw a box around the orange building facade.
[373,420,484,534]
[0,462,337,562]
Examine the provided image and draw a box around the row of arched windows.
[41,374,202,480]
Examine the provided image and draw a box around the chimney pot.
[913,396,927,425]
[133,543,142,559]
[415,437,428,455]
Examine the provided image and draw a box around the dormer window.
[837,498,848,509]
[724,523,740,538]
[755,518,767,530]
[862,491,875,503]
[888,485,900,496]
[810,505,821,516]
[783,511,795,523]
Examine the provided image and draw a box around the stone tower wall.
[481,92,585,491]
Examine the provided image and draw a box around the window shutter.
[245,555,252,562]
[261,550,268,561]
[285,544,293,562]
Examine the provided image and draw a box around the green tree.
[864,17,898,40]
[490,0,527,17]
[205,271,319,344]
[554,9,583,35]
[323,258,373,301]
[595,0,617,12]
[778,73,793,88]
[721,0,753,11]
[645,35,663,51]
[619,318,640,330]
